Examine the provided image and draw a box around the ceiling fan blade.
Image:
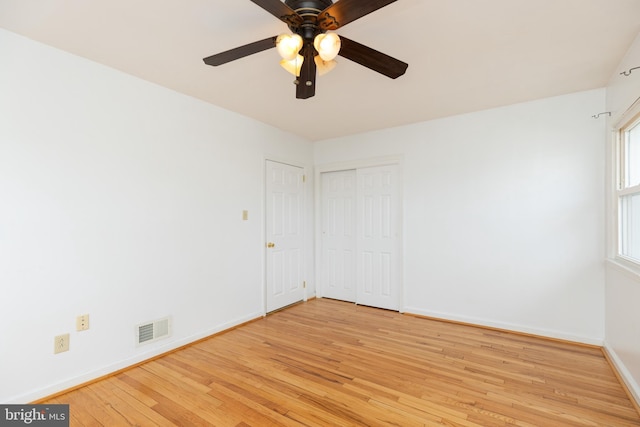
[318,0,398,30]
[296,43,317,99]
[203,36,277,66]
[250,0,303,28]
[338,36,407,79]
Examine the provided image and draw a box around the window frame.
[616,113,640,266]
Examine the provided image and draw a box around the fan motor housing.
[285,0,333,13]
[285,0,333,39]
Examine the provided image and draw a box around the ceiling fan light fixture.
[203,0,408,99]
[314,32,341,61]
[314,56,337,76]
[276,34,303,60]
[280,54,304,77]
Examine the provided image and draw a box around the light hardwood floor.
[45,298,640,426]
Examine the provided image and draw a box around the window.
[618,117,640,263]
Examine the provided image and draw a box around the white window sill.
[606,257,640,282]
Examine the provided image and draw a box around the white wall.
[0,29,313,403]
[3,23,629,405]
[315,89,606,344]
[604,31,640,404]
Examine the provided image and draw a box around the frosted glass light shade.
[280,54,304,76]
[276,34,303,60]
[314,32,341,61]
[314,56,337,76]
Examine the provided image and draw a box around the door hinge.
[302,174,306,183]
[303,281,306,288]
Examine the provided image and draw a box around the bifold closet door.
[321,165,401,310]
[321,170,357,302]
[355,165,401,311]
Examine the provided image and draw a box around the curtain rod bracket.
[621,66,640,77]
[592,112,611,119]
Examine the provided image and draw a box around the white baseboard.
[403,306,604,346]
[9,311,263,404]
[603,342,640,407]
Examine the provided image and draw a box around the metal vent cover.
[136,317,171,345]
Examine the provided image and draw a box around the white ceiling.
[1,0,639,141]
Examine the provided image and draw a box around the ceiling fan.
[203,0,408,99]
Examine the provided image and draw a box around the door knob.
[266,242,275,248]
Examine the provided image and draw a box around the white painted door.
[321,170,357,302]
[265,160,305,312]
[356,165,401,310]
[319,165,401,311]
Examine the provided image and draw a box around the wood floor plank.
[43,298,640,426]
[88,380,174,427]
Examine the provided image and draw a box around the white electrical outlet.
[54,334,70,354]
[76,314,90,331]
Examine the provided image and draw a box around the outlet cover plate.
[76,314,90,331]
[54,334,70,354]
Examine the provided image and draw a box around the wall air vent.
[136,317,171,346]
